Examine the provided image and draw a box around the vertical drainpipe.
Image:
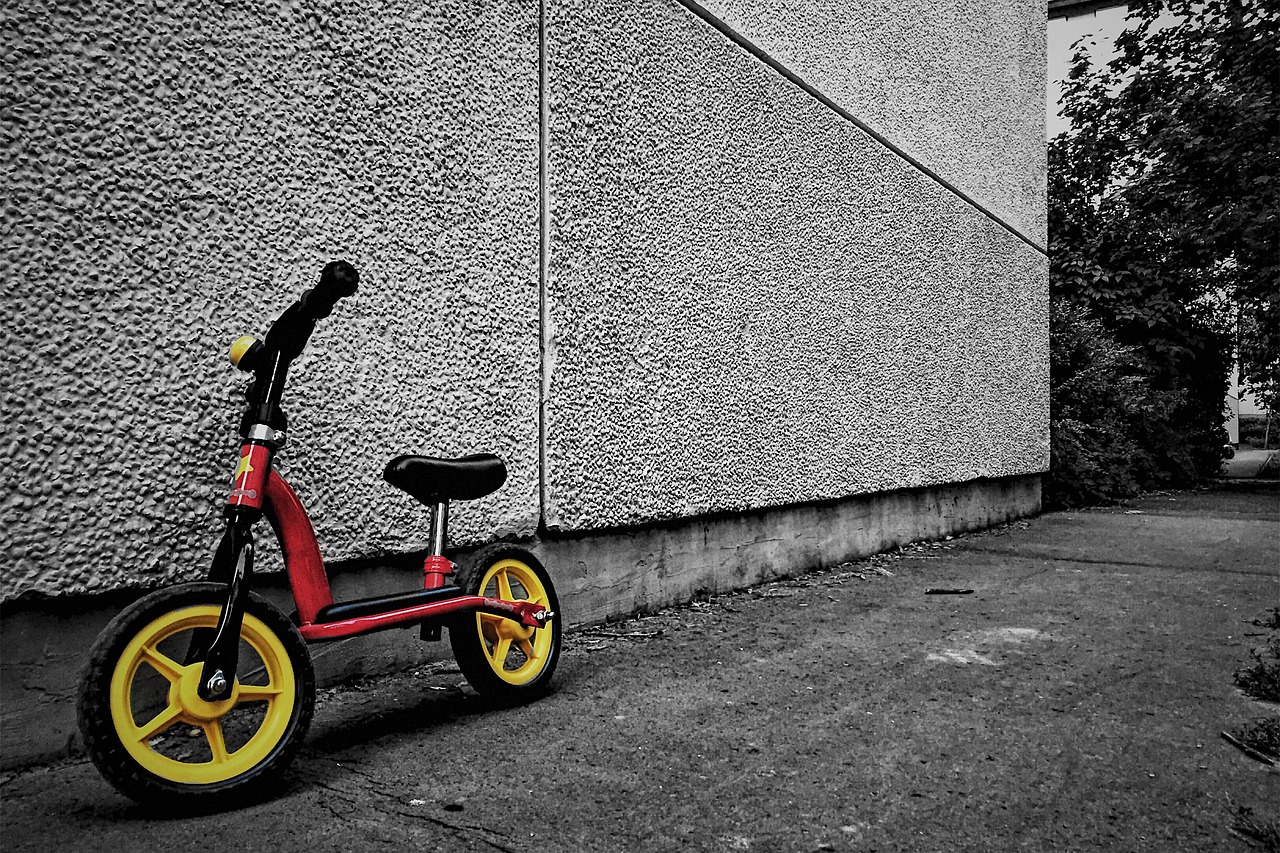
[537,0,550,533]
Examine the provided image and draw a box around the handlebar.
[231,261,360,436]
[299,260,359,320]
[230,261,360,371]
[268,261,359,357]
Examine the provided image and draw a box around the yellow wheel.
[78,583,314,808]
[450,545,561,701]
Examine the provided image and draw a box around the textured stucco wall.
[1,0,541,598]
[692,0,1048,246]
[541,0,1049,532]
[1,0,1047,601]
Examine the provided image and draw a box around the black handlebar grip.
[300,260,359,319]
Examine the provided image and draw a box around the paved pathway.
[2,487,1277,852]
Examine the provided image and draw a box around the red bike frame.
[231,441,548,643]
[194,264,549,703]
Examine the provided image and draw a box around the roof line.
[671,0,1049,257]
[1049,0,1129,21]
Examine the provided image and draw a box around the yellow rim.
[108,605,296,786]
[474,558,555,685]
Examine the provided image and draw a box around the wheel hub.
[494,619,534,643]
[173,665,239,722]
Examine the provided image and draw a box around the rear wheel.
[77,582,314,809]
[449,545,561,702]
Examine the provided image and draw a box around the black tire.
[449,544,562,702]
[77,582,315,810]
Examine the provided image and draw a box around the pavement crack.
[321,757,518,850]
[330,759,378,780]
[312,780,360,821]
[964,546,1278,578]
[367,800,519,852]
[964,547,1171,572]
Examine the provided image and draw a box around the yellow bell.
[229,335,263,371]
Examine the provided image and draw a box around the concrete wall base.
[0,474,1039,770]
[539,474,1042,625]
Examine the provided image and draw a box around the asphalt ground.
[2,485,1277,852]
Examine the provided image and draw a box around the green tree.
[1047,0,1278,503]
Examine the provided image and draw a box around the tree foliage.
[1054,0,1277,388]
[1046,0,1278,504]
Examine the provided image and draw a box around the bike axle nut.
[206,671,228,696]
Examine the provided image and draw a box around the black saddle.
[382,453,507,506]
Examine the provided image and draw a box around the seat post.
[422,501,454,592]
[429,501,449,556]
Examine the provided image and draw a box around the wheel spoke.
[490,636,513,667]
[479,614,503,643]
[495,570,513,602]
[134,702,185,744]
[517,638,536,661]
[202,720,231,764]
[236,682,283,702]
[141,644,185,683]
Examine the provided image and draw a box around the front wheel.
[449,545,562,702]
[77,582,315,809]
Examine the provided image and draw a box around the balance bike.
[77,261,561,808]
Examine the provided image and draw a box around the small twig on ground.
[1221,731,1276,766]
[1229,717,1280,762]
